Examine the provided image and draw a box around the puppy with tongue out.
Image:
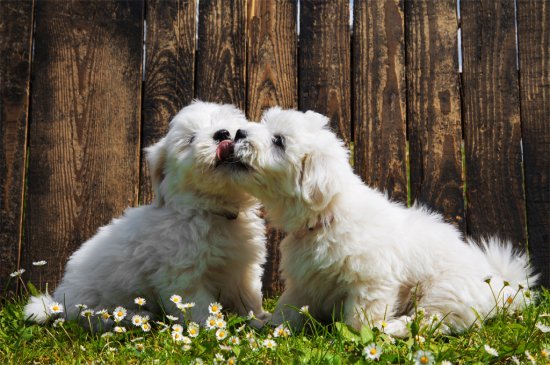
[24,101,270,330]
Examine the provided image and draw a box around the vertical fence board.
[299,0,351,144]
[406,0,465,230]
[0,0,34,292]
[196,0,246,109]
[353,0,407,203]
[517,0,550,286]
[141,0,196,204]
[461,0,526,246]
[247,0,297,295]
[24,1,143,287]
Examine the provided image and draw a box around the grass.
[0,278,548,364]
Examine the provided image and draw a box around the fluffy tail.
[476,237,539,289]
[24,294,56,324]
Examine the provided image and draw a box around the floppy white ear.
[145,137,167,207]
[304,110,329,129]
[299,152,337,211]
[261,106,283,123]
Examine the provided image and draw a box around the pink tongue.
[216,140,234,161]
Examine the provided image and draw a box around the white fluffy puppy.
[24,101,268,329]
[226,107,537,336]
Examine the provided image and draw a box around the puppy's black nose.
[213,129,231,142]
[234,129,247,142]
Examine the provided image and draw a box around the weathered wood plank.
[0,0,34,292]
[461,0,526,246]
[406,0,465,230]
[196,0,246,109]
[353,0,407,203]
[517,0,550,286]
[23,1,144,288]
[141,0,196,205]
[299,0,351,144]
[246,0,297,295]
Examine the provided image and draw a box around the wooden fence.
[1,0,548,295]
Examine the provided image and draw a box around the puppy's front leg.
[271,287,310,330]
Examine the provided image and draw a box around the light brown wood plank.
[461,0,526,246]
[23,1,144,288]
[299,0,351,144]
[141,0,196,204]
[246,0,297,295]
[517,0,550,286]
[0,0,34,293]
[406,0,465,230]
[353,0,407,203]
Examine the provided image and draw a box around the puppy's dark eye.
[273,135,285,149]
[188,135,195,144]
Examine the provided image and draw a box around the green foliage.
[0,288,548,364]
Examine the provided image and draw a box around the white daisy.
[187,322,200,338]
[141,322,151,332]
[214,353,225,364]
[525,350,536,364]
[227,356,237,365]
[114,326,126,333]
[166,314,179,321]
[182,344,192,351]
[247,310,255,320]
[101,332,113,338]
[131,314,144,326]
[171,331,184,341]
[215,328,228,341]
[172,324,184,333]
[112,307,127,322]
[9,269,25,277]
[135,343,144,351]
[209,302,222,315]
[273,324,291,338]
[236,324,246,333]
[413,350,435,365]
[181,302,195,310]
[32,260,47,266]
[440,361,452,365]
[262,339,277,350]
[96,309,110,322]
[134,297,146,306]
[362,343,382,360]
[170,294,182,304]
[191,358,204,365]
[75,303,88,310]
[300,305,309,313]
[541,348,549,359]
[215,318,227,329]
[228,336,240,345]
[49,302,64,314]
[182,336,192,345]
[510,356,520,365]
[52,318,65,327]
[205,315,218,330]
[484,344,498,357]
[80,309,94,318]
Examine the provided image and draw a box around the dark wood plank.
[353,0,407,203]
[246,0,297,296]
[406,0,465,230]
[141,0,196,205]
[0,0,34,293]
[517,0,550,286]
[461,0,526,246]
[23,1,144,288]
[299,0,351,144]
[196,0,246,109]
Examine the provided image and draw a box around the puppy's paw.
[255,311,272,322]
[378,317,410,338]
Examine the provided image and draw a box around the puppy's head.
[146,101,254,212]
[228,108,350,230]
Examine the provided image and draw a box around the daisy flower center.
[420,356,429,364]
[370,348,377,355]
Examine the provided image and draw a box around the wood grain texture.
[299,0,351,144]
[196,0,246,109]
[246,0,297,295]
[406,0,465,230]
[517,0,549,286]
[353,0,407,203]
[0,0,34,292]
[141,0,196,205]
[461,0,526,246]
[23,1,144,288]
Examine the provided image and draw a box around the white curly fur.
[24,101,268,329]
[229,107,538,337]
